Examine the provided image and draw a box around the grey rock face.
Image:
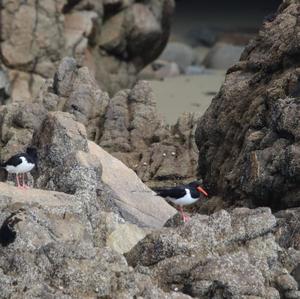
[159,42,196,73]
[195,1,300,209]
[36,58,199,187]
[0,0,175,101]
[127,207,300,298]
[0,102,48,161]
[30,110,175,228]
[0,109,181,298]
[98,80,199,186]
[0,177,183,298]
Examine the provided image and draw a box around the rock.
[33,58,199,188]
[64,11,98,64]
[107,223,148,254]
[1,0,175,100]
[276,274,298,291]
[152,60,181,78]
[195,1,300,209]
[285,290,300,299]
[38,57,110,140]
[0,182,88,247]
[127,4,162,60]
[95,80,199,187]
[89,141,176,227]
[0,183,188,298]
[159,42,196,72]
[193,46,210,65]
[0,68,10,105]
[126,207,295,298]
[99,11,126,54]
[187,27,218,47]
[30,109,175,228]
[203,42,244,69]
[275,208,300,250]
[0,102,48,163]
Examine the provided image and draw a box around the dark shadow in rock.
[0,212,23,247]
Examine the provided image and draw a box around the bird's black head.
[188,181,208,197]
[188,181,200,188]
[26,147,38,160]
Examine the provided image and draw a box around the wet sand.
[150,71,225,124]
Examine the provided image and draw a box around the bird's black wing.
[154,186,187,199]
[23,153,37,165]
[2,154,23,167]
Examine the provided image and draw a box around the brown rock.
[195,1,300,209]
[126,208,293,298]
[1,0,175,101]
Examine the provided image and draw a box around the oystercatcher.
[154,181,208,222]
[1,147,38,189]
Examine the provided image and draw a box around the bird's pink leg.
[16,174,22,189]
[179,206,190,222]
[179,206,190,223]
[22,173,29,189]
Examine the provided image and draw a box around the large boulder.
[195,1,300,209]
[0,183,185,298]
[203,42,244,70]
[32,110,176,228]
[0,0,175,100]
[126,207,300,299]
[159,42,196,73]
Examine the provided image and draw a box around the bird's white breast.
[5,157,35,174]
[169,189,199,206]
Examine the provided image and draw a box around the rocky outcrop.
[97,80,199,187]
[30,110,176,227]
[33,57,199,187]
[0,183,184,298]
[195,0,300,209]
[127,207,300,299]
[0,0,175,102]
[0,100,176,227]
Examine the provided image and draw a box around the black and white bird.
[1,147,38,189]
[154,181,208,222]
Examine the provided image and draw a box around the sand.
[150,70,225,124]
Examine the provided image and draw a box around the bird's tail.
[151,188,170,198]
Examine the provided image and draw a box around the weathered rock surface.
[275,208,300,250]
[89,141,176,227]
[0,183,186,298]
[195,1,300,209]
[127,207,300,299]
[33,57,199,187]
[30,110,175,227]
[0,0,175,101]
[159,42,196,73]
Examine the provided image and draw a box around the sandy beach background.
[151,71,225,124]
[147,0,281,124]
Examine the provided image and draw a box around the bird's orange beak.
[197,186,208,197]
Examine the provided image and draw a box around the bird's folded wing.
[154,187,187,199]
